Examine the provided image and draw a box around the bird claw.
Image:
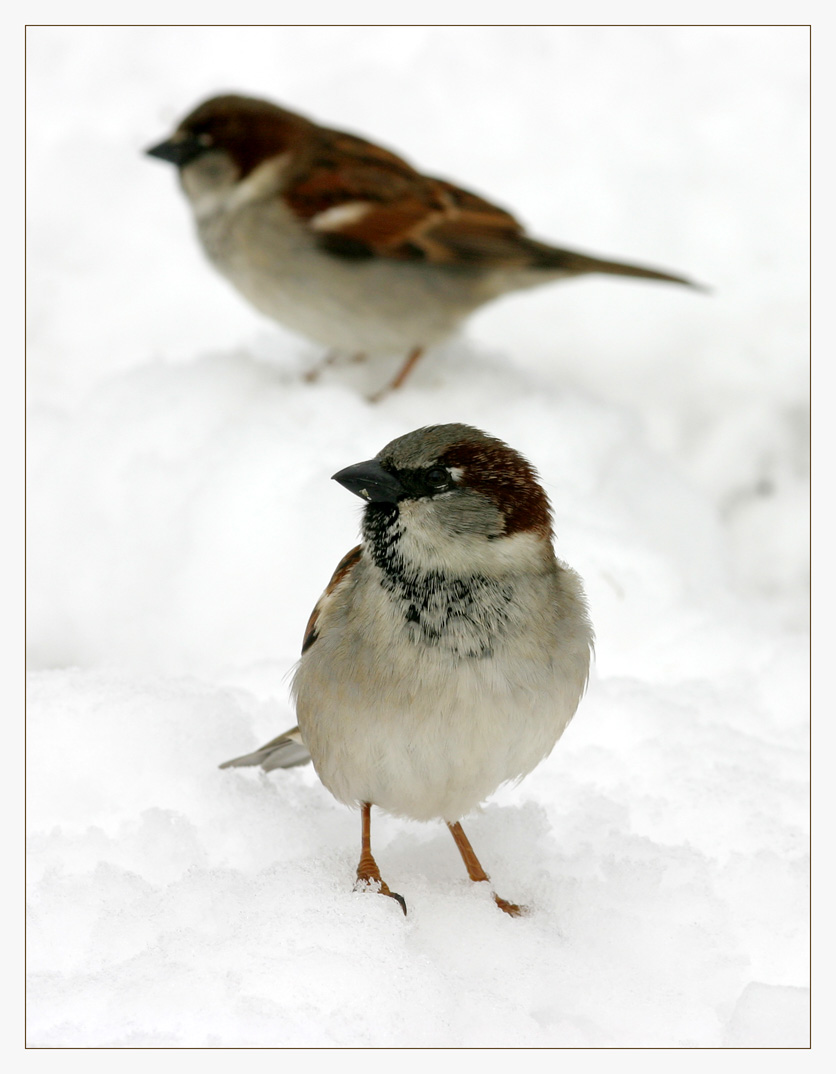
[354,877,408,915]
[388,890,408,915]
[493,893,528,917]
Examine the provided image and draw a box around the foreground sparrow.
[147,94,695,398]
[221,424,593,915]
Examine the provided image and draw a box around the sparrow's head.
[333,424,554,575]
[146,94,308,205]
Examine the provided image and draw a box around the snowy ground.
[25,25,809,1048]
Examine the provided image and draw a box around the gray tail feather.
[525,238,704,289]
[219,726,312,771]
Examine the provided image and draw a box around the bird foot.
[354,876,408,915]
[304,350,368,383]
[472,878,526,917]
[493,892,528,917]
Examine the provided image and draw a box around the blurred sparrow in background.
[148,95,696,399]
[221,424,594,915]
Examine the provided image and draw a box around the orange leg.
[354,802,407,914]
[447,821,526,917]
[368,346,426,402]
[303,350,368,383]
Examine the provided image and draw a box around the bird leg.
[303,350,367,383]
[368,346,425,402]
[447,820,526,917]
[354,802,407,914]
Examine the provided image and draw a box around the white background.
[24,18,810,1052]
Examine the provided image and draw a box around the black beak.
[146,135,206,168]
[332,460,406,504]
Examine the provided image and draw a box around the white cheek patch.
[396,500,547,576]
[189,152,293,219]
[309,202,373,232]
[227,153,293,211]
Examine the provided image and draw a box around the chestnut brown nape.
[440,441,553,539]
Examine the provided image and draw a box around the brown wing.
[301,544,363,654]
[219,543,364,773]
[284,126,528,267]
[285,127,697,285]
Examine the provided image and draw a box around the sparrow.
[147,94,696,398]
[220,424,594,915]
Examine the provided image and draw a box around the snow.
[25,25,809,1048]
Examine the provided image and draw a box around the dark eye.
[426,467,450,490]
